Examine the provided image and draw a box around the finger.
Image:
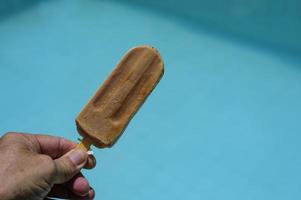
[35,134,97,168]
[35,134,96,169]
[84,154,97,169]
[66,173,90,196]
[0,133,77,158]
[47,184,95,200]
[33,134,77,158]
[53,148,88,184]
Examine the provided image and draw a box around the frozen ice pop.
[76,46,164,150]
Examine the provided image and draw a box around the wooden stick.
[77,137,92,151]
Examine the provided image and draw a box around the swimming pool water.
[1,0,301,199]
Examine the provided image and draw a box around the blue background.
[0,0,301,199]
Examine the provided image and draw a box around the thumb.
[53,148,88,184]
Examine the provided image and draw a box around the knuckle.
[2,132,18,139]
[63,159,77,175]
[38,155,57,180]
[40,154,53,164]
[0,132,21,143]
[40,155,56,171]
[36,154,56,186]
[54,158,77,183]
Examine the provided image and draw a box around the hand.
[0,132,96,200]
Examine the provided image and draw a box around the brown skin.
[0,132,96,200]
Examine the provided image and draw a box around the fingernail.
[89,188,95,199]
[68,149,87,166]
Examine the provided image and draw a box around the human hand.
[0,132,96,200]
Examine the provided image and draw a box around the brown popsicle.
[76,46,164,150]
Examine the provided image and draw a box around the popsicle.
[76,46,164,150]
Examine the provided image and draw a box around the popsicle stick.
[77,137,92,151]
